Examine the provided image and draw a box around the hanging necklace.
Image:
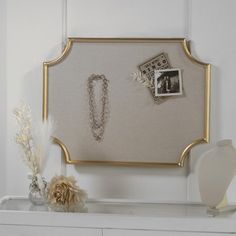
[88,74,109,142]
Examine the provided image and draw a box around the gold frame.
[43,38,211,167]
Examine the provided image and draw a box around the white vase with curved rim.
[198,139,236,210]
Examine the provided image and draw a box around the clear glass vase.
[28,175,47,205]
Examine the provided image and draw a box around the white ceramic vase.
[198,139,236,209]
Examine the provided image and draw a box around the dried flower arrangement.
[47,175,87,212]
[14,103,87,210]
[14,102,55,196]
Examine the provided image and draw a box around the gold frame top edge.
[68,37,186,43]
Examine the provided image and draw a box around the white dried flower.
[14,103,39,175]
[131,71,154,89]
[14,102,55,176]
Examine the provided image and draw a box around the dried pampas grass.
[33,116,56,174]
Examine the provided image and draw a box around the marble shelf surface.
[1,195,236,217]
[1,196,236,233]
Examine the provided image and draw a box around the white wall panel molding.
[62,0,68,48]
[184,0,192,39]
[0,0,7,198]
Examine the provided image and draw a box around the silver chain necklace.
[88,74,109,142]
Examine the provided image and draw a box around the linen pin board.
[43,38,211,167]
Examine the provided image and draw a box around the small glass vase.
[28,175,47,205]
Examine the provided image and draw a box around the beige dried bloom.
[47,175,87,212]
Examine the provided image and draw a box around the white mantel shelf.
[1,196,236,235]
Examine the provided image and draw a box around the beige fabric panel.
[49,41,206,163]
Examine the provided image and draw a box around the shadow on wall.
[73,164,187,201]
[190,41,222,142]
[210,65,222,141]
[21,44,62,120]
[185,63,222,172]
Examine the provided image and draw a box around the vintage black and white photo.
[154,68,183,97]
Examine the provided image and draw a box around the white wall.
[189,0,236,202]
[67,0,187,38]
[0,0,7,197]
[5,0,63,196]
[2,0,236,202]
[191,0,236,143]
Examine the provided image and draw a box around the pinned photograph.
[154,69,183,97]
